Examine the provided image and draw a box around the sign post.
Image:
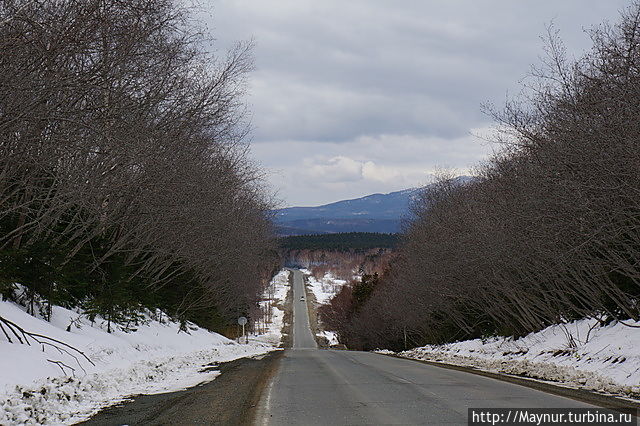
[238,316,247,344]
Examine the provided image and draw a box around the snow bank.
[391,318,640,399]
[0,286,281,424]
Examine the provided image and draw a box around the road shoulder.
[79,350,284,426]
[383,353,639,416]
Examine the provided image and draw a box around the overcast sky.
[201,0,629,207]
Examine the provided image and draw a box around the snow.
[388,318,640,399]
[318,330,339,346]
[301,270,349,345]
[251,269,290,346]
[0,271,292,425]
[304,271,347,305]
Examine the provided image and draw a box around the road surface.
[254,269,594,425]
[290,268,318,349]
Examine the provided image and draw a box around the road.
[254,269,594,425]
[290,268,318,349]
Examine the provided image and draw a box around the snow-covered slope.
[390,318,640,399]
[0,272,290,425]
[305,271,348,305]
[302,270,350,346]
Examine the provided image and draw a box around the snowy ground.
[0,271,291,425]
[304,270,347,305]
[387,318,640,400]
[251,269,290,346]
[317,330,339,346]
[302,269,347,345]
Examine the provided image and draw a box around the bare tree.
[0,0,280,341]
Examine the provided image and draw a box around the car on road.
[300,296,305,301]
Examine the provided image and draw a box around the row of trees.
[0,0,279,334]
[287,248,393,280]
[280,232,399,252]
[321,2,640,350]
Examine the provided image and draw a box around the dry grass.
[280,273,294,348]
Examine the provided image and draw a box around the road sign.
[238,316,248,344]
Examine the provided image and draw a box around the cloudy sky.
[202,0,629,206]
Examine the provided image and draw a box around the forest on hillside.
[320,2,640,351]
[0,0,279,337]
[282,233,396,282]
[280,232,400,251]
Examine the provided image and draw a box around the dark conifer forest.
[280,232,399,252]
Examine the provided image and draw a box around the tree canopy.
[0,0,279,334]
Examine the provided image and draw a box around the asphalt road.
[290,268,317,349]
[254,269,595,425]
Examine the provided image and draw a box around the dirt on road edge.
[79,351,284,426]
[279,271,294,348]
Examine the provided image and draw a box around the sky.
[201,0,630,207]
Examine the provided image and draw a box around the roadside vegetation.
[0,0,279,337]
[321,2,640,351]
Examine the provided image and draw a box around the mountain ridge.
[273,177,472,235]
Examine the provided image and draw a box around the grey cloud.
[250,131,495,206]
[202,0,629,205]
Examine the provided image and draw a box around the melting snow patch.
[306,272,347,305]
[317,330,339,346]
[252,269,290,346]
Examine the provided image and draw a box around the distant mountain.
[273,188,418,235]
[273,176,472,235]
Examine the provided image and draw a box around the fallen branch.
[47,359,76,377]
[0,314,95,367]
